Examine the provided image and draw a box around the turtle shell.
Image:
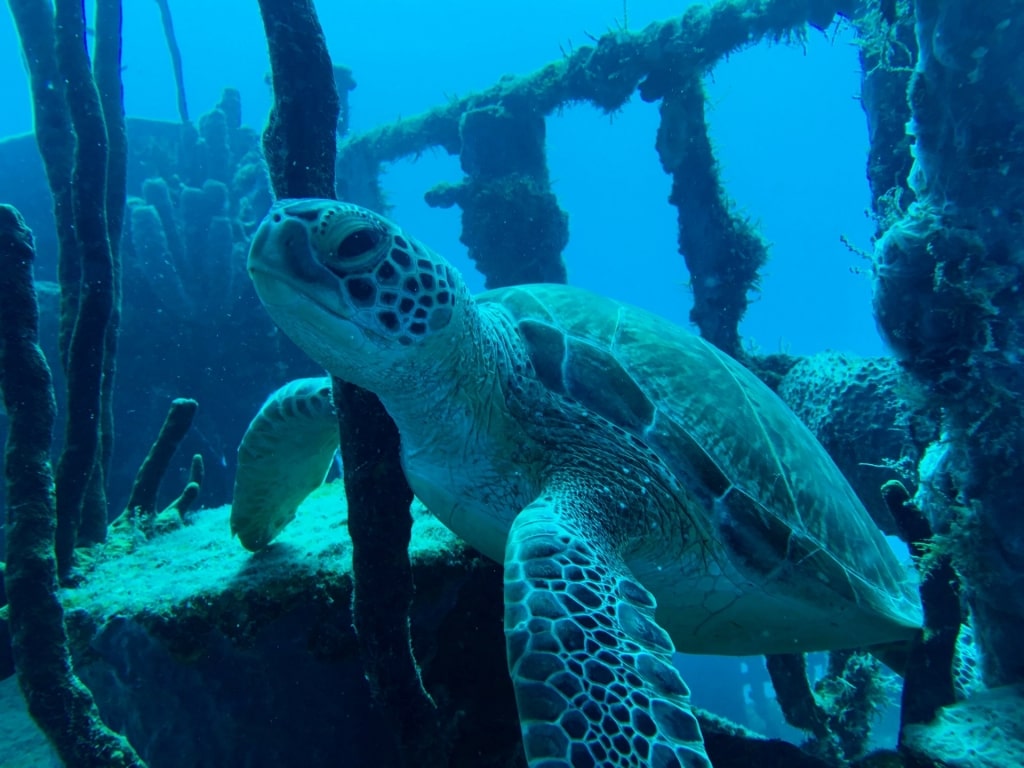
[479,283,922,637]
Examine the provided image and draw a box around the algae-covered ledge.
[62,483,465,650]
[49,485,523,768]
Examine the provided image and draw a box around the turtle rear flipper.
[504,488,712,768]
[231,377,338,550]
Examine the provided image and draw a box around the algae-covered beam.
[767,647,890,763]
[0,204,145,768]
[872,0,1024,687]
[881,480,960,728]
[339,0,829,351]
[656,76,769,357]
[340,0,854,167]
[425,105,569,288]
[256,1,449,763]
[765,653,830,739]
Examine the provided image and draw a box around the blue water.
[0,0,881,357]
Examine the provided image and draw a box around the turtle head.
[248,199,463,389]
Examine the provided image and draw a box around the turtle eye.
[337,228,383,260]
[323,225,386,277]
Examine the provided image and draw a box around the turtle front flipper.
[231,377,338,550]
[505,491,712,768]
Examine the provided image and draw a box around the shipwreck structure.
[1,0,1022,766]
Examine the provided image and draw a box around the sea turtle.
[236,199,923,768]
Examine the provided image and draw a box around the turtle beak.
[248,203,331,309]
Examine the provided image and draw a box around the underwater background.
[0,0,880,356]
[0,0,1019,766]
[0,0,883,537]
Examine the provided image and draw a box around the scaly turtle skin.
[239,199,923,768]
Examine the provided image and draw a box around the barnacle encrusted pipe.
[0,204,145,767]
[256,1,448,762]
[257,0,338,201]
